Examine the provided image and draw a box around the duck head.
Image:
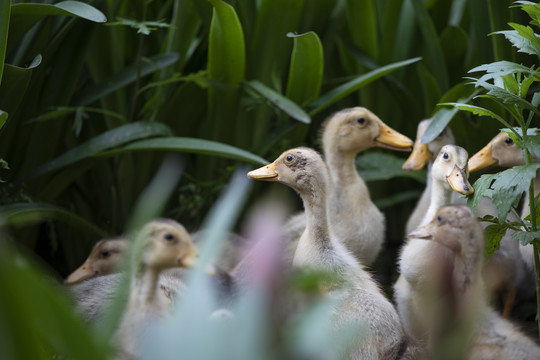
[431,145,473,195]
[468,131,525,172]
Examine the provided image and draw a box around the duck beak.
[468,143,497,172]
[409,222,461,252]
[64,260,94,284]
[446,165,474,195]
[407,225,433,240]
[402,141,433,171]
[178,248,199,268]
[375,122,413,152]
[247,162,278,181]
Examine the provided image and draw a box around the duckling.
[403,205,540,359]
[402,119,456,234]
[248,147,408,359]
[114,219,198,359]
[285,107,413,266]
[394,145,473,341]
[469,131,540,274]
[65,237,129,284]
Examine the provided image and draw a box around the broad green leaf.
[308,57,421,116]
[0,202,107,237]
[375,190,424,210]
[448,0,467,26]
[410,0,448,90]
[74,53,180,106]
[356,151,426,183]
[0,242,108,360]
[97,137,268,166]
[521,134,540,158]
[246,80,310,124]
[0,54,42,118]
[484,224,508,260]
[8,1,107,49]
[512,230,540,245]
[207,0,245,141]
[345,0,378,59]
[468,174,496,215]
[285,32,323,107]
[0,0,9,86]
[21,122,172,181]
[0,109,7,131]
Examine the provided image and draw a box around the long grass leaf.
[97,137,268,165]
[74,53,180,106]
[0,0,9,86]
[0,202,107,237]
[246,80,311,124]
[308,57,421,116]
[20,122,172,182]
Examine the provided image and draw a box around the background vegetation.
[0,0,538,358]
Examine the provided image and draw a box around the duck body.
[286,107,412,266]
[249,147,408,359]
[396,205,540,359]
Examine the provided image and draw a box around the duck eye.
[357,117,366,124]
[505,137,513,145]
[437,215,443,222]
[163,233,175,241]
[100,250,110,258]
[442,153,449,160]
[286,155,293,162]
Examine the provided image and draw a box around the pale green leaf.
[246,80,311,124]
[439,103,513,129]
[512,230,540,245]
[468,61,538,83]
[484,224,508,260]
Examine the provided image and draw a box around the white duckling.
[285,107,413,266]
[65,237,129,284]
[402,119,456,234]
[114,219,198,359]
[404,205,540,359]
[249,147,409,359]
[394,145,473,341]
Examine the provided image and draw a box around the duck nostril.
[464,186,469,191]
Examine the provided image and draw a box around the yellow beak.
[178,248,199,268]
[446,165,474,195]
[64,260,94,284]
[374,122,413,152]
[247,162,278,181]
[468,143,498,172]
[402,141,433,172]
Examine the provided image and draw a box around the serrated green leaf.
[246,80,310,124]
[20,122,172,181]
[96,137,268,166]
[493,29,540,56]
[308,57,421,116]
[512,230,540,245]
[285,32,323,107]
[521,134,540,158]
[0,202,107,237]
[468,174,496,214]
[484,224,509,260]
[356,151,426,183]
[439,103,513,129]
[469,61,538,83]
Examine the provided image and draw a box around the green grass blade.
[308,57,421,116]
[20,122,173,182]
[345,0,378,59]
[0,0,9,86]
[285,32,323,107]
[0,202,107,237]
[246,80,311,124]
[74,53,180,106]
[0,109,7,131]
[97,137,268,165]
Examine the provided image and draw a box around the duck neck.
[301,184,332,249]
[128,265,161,308]
[423,178,453,226]
[325,149,361,186]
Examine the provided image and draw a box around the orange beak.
[375,122,413,152]
[446,165,474,195]
[64,260,95,284]
[402,141,433,172]
[247,162,278,181]
[468,143,497,172]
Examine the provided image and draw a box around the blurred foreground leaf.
[356,151,426,183]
